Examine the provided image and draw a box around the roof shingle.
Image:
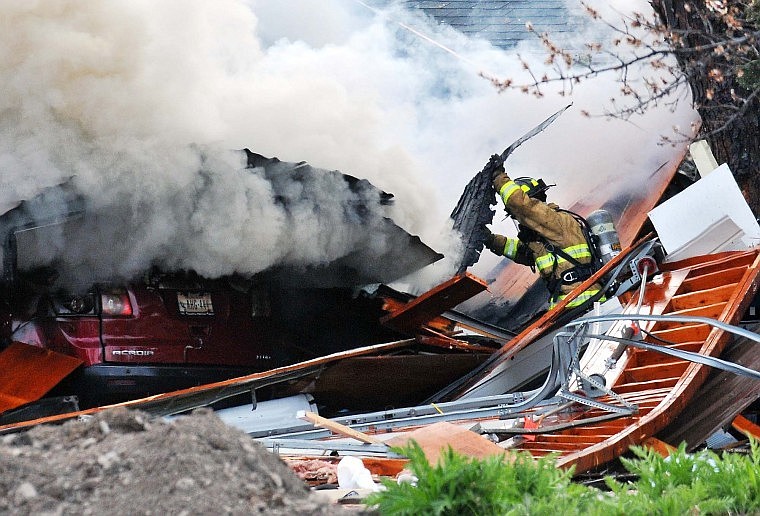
[402,0,576,49]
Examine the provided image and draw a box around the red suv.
[6,269,284,405]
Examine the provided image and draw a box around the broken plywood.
[297,411,385,445]
[0,342,82,413]
[385,421,506,465]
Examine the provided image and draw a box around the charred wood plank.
[449,163,497,275]
[449,105,571,275]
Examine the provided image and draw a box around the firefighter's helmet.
[513,177,554,201]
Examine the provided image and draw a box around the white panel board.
[648,164,760,257]
[689,140,719,176]
[663,216,745,263]
[214,394,318,434]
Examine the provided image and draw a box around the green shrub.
[364,438,760,515]
[604,439,760,515]
[363,441,601,515]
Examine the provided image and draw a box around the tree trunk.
[650,1,760,214]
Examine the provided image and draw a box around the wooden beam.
[297,411,385,445]
[689,140,719,176]
[380,273,487,333]
[417,334,497,353]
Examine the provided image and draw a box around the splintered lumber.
[380,273,487,333]
[297,411,384,445]
[0,342,82,413]
[417,334,497,353]
[0,339,417,433]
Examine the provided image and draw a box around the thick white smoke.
[0,0,697,290]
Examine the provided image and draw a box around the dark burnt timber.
[449,165,496,275]
[657,322,760,449]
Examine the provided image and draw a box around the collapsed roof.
[243,150,443,288]
[400,0,582,49]
[0,150,442,289]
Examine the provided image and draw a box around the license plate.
[177,292,214,315]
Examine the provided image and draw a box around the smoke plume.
[0,0,697,290]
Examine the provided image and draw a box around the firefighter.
[484,155,605,310]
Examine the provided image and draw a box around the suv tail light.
[101,290,133,316]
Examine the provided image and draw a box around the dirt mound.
[0,407,359,515]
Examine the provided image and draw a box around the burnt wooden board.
[275,352,491,414]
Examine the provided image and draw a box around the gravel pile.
[0,407,361,515]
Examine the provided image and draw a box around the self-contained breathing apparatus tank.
[587,209,622,265]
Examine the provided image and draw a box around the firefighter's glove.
[493,172,510,193]
[485,231,507,256]
[487,154,505,179]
